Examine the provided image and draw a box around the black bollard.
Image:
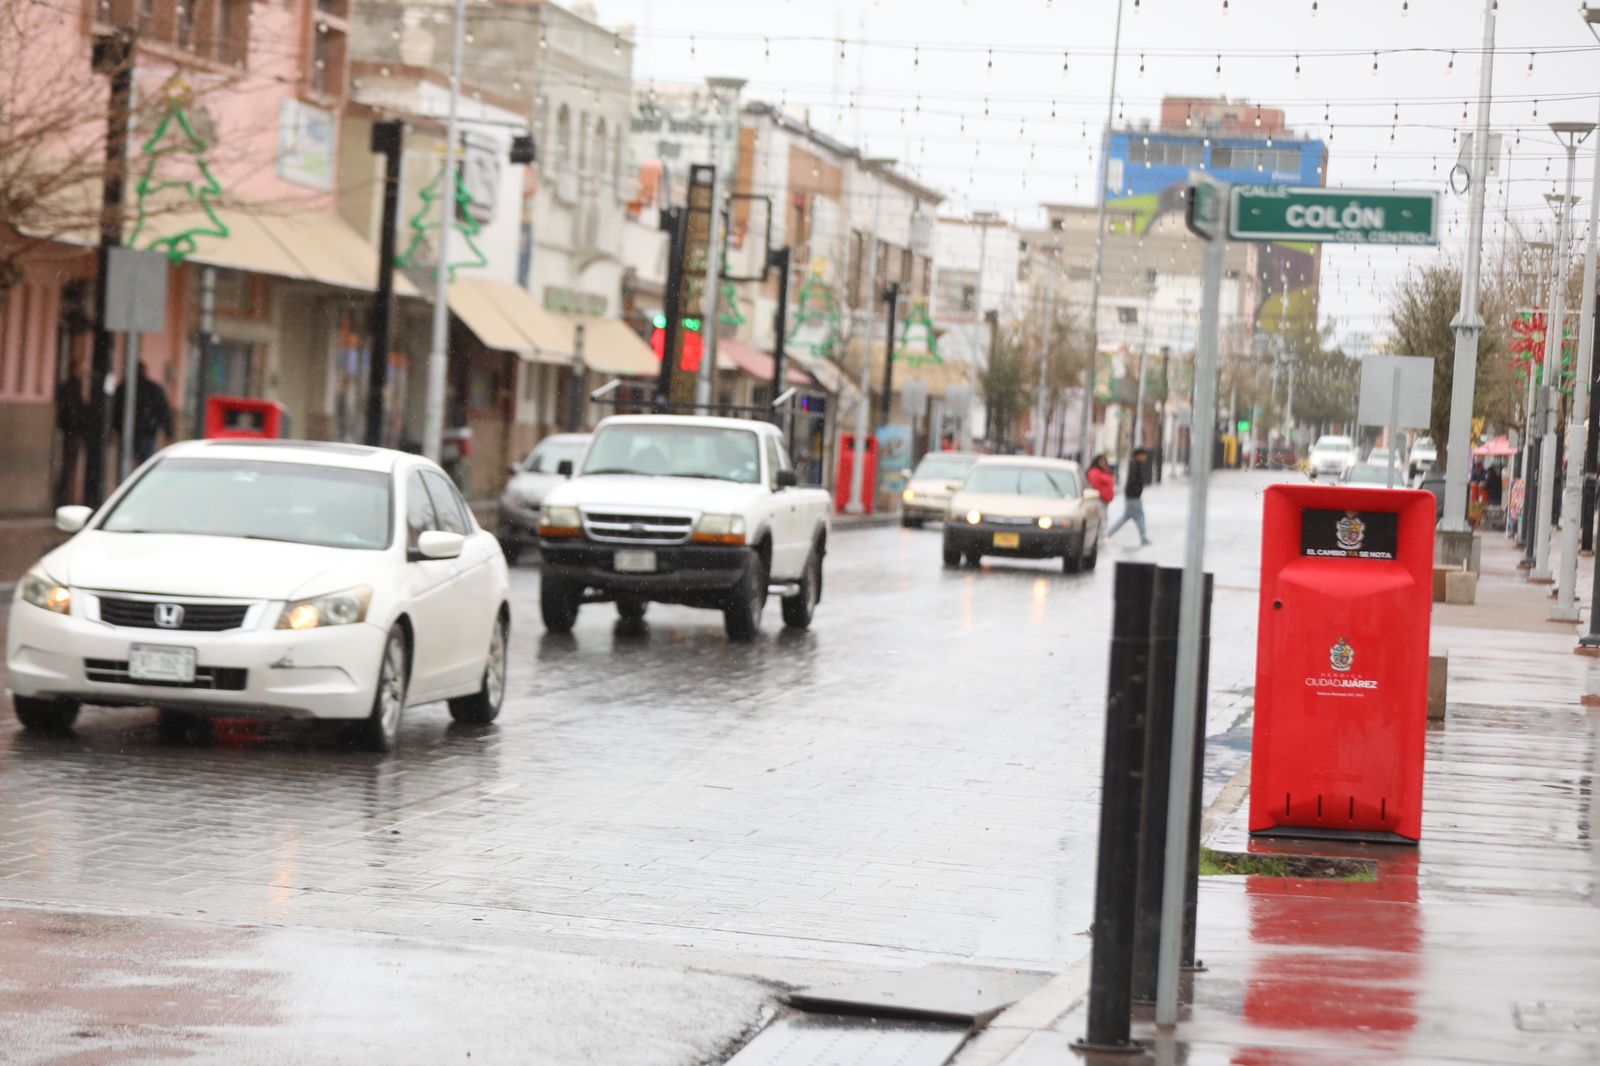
[1131,567,1183,1003]
[1181,574,1215,972]
[1077,562,1157,1053]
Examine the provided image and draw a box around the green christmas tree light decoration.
[394,158,489,283]
[128,88,229,264]
[893,300,940,365]
[787,272,841,360]
[717,279,746,327]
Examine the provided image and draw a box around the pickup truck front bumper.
[539,539,755,606]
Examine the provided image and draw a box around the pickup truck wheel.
[942,536,962,568]
[723,555,768,641]
[617,599,648,624]
[782,549,822,630]
[541,577,581,634]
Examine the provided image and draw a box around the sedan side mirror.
[557,460,574,477]
[899,468,913,480]
[416,530,465,560]
[945,481,962,493]
[507,462,521,476]
[776,469,798,489]
[55,505,92,533]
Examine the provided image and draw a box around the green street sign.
[1186,181,1222,241]
[1228,185,1438,245]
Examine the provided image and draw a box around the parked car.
[1343,460,1407,487]
[1308,435,1357,480]
[498,433,590,564]
[941,457,1104,572]
[1408,437,1438,480]
[899,451,981,527]
[6,440,511,750]
[536,415,831,640]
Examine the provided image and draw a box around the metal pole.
[846,166,886,514]
[1440,0,1498,533]
[423,0,467,463]
[1132,282,1155,452]
[568,323,586,433]
[1535,154,1581,583]
[368,118,404,448]
[86,30,134,507]
[769,245,792,422]
[1155,183,1226,1029]
[1584,283,1600,553]
[1557,116,1600,619]
[1133,566,1183,1005]
[880,281,900,423]
[962,212,993,451]
[1077,0,1126,466]
[655,207,686,412]
[119,332,140,480]
[1521,244,1550,553]
[1386,366,1400,490]
[1034,248,1059,456]
[695,183,723,412]
[194,265,217,437]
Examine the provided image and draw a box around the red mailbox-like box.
[205,396,286,440]
[1249,484,1435,843]
[834,434,878,514]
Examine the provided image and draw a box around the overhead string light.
[764,37,770,61]
[1401,0,1409,13]
[1215,54,1222,79]
[1446,50,1455,75]
[1139,53,1145,77]
[1294,53,1301,78]
[1311,0,1319,14]
[1254,104,1262,127]
[913,46,920,71]
[1063,51,1069,74]
[987,49,993,73]
[1222,0,1229,12]
[1186,104,1194,127]
[1528,52,1535,76]
[1371,51,1379,76]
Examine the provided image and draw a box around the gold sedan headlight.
[965,510,982,525]
[18,570,70,614]
[902,488,917,503]
[1038,516,1055,530]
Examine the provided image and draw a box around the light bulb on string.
[1371,52,1379,76]
[987,49,993,73]
[1324,103,1330,122]
[1222,0,1229,12]
[1050,99,1056,119]
[1215,54,1222,79]
[1533,99,1539,120]
[1063,51,1069,74]
[763,38,769,61]
[1267,133,1274,147]
[1462,101,1468,121]
[1295,54,1301,78]
[1186,105,1193,127]
[837,39,845,61]
[1401,0,1408,13]
[913,46,920,71]
[1139,54,1145,76]
[1311,0,1318,13]
[1447,51,1455,75]
[984,97,990,117]
[1527,52,1535,76]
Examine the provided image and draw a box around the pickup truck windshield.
[583,424,761,484]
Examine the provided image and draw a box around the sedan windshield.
[964,465,1078,497]
[1315,440,1352,453]
[525,441,586,474]
[101,458,392,549]
[913,456,975,481]
[1347,464,1403,485]
[582,424,761,484]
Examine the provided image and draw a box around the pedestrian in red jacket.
[1087,454,1116,504]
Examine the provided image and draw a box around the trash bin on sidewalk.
[204,396,287,439]
[1249,484,1435,843]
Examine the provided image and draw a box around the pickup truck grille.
[581,511,695,545]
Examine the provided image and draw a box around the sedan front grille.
[84,659,247,691]
[582,511,695,545]
[98,597,251,632]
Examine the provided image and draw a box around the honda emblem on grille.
[154,603,185,629]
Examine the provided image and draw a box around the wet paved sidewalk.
[955,527,1600,1065]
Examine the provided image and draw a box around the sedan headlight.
[1038,516,1055,530]
[692,513,747,545]
[538,504,582,537]
[965,510,982,525]
[277,586,372,631]
[902,488,917,502]
[18,569,70,615]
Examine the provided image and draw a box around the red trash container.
[834,434,879,514]
[1249,484,1435,843]
[205,396,286,439]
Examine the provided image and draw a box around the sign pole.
[119,331,140,481]
[1387,366,1400,490]
[1156,181,1226,1028]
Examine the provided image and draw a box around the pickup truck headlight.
[693,513,746,545]
[1037,516,1055,530]
[965,510,982,525]
[277,586,372,631]
[18,569,71,614]
[538,505,582,538]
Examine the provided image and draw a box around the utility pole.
[768,245,792,422]
[423,0,468,463]
[1034,243,1060,456]
[367,119,404,448]
[1078,0,1127,465]
[880,281,901,423]
[1555,113,1600,618]
[86,29,135,507]
[1533,138,1588,584]
[1131,274,1156,454]
[847,160,892,514]
[696,76,746,413]
[963,210,997,451]
[1440,0,1497,534]
[654,207,687,412]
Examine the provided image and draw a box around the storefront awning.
[449,277,573,362]
[564,314,659,377]
[718,338,817,388]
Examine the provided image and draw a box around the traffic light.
[1237,419,1251,433]
[650,315,704,372]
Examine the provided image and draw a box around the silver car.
[900,451,981,528]
[497,433,590,563]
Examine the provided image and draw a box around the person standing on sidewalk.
[1106,446,1152,546]
[111,362,174,468]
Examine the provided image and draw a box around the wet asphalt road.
[0,470,1284,1062]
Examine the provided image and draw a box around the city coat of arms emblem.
[1335,511,1366,552]
[1330,638,1355,672]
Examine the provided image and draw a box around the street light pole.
[1077,0,1126,465]
[963,210,997,451]
[846,159,893,514]
[1521,241,1553,558]
[1557,114,1600,620]
[1533,136,1589,584]
[696,76,746,413]
[1440,0,1498,533]
[422,0,467,463]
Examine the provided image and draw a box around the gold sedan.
[941,457,1105,573]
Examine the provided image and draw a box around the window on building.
[555,105,571,174]
[1210,146,1234,170]
[577,113,590,172]
[593,118,608,179]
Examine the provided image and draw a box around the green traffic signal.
[1237,420,1251,433]
[651,313,667,329]
[683,317,702,332]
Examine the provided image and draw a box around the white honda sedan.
[7,440,510,751]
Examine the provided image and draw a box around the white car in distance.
[1308,435,1357,481]
[6,440,511,751]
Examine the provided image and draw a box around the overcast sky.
[592,0,1600,347]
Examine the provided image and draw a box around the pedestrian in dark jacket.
[111,362,174,466]
[1106,447,1152,546]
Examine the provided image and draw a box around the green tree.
[982,325,1030,448]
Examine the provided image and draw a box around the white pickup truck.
[536,415,831,640]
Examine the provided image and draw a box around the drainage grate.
[724,1014,967,1066]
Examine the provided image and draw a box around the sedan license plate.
[614,549,658,573]
[128,643,197,684]
[993,532,1021,549]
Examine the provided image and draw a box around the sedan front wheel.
[355,625,409,752]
